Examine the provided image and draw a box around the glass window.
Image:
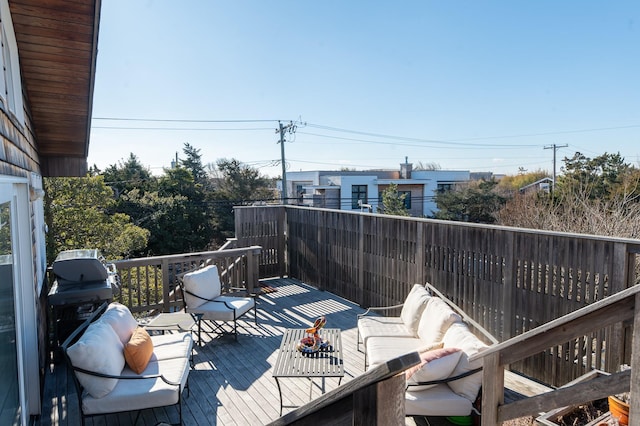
[437,183,454,193]
[351,185,367,209]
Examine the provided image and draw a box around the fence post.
[502,231,516,341]
[358,213,365,306]
[161,258,171,313]
[247,246,261,294]
[609,242,631,372]
[278,206,287,278]
[416,222,424,285]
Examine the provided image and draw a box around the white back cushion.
[442,322,489,401]
[183,265,221,309]
[100,302,138,345]
[67,320,125,398]
[400,284,431,334]
[417,297,462,344]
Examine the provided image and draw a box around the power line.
[92,117,283,123]
[306,122,640,143]
[297,131,541,149]
[92,126,274,131]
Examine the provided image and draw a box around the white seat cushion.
[192,295,255,322]
[183,265,221,309]
[150,332,193,362]
[405,384,474,416]
[82,356,190,415]
[358,316,413,348]
[400,284,431,334]
[366,336,427,368]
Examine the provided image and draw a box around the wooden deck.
[38,278,549,426]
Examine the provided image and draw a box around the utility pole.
[276,121,297,204]
[544,143,568,195]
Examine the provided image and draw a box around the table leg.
[275,377,283,417]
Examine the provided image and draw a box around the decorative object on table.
[297,316,330,354]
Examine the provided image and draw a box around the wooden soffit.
[9,0,101,176]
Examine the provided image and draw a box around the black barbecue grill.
[48,249,120,359]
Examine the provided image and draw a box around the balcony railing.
[111,245,261,316]
[234,205,640,387]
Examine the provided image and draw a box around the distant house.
[0,1,100,423]
[281,161,470,217]
[519,177,553,195]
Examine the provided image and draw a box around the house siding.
[1,75,47,417]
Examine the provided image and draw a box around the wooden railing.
[234,205,640,386]
[267,351,420,425]
[111,246,261,316]
[475,284,639,425]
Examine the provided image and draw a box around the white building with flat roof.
[280,162,470,217]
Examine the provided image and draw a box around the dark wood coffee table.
[272,328,344,415]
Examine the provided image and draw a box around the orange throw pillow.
[124,327,154,374]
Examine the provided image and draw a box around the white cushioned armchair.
[179,264,257,342]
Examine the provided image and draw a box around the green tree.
[380,183,409,216]
[180,142,208,185]
[102,153,156,197]
[210,158,275,243]
[44,176,149,263]
[558,152,632,201]
[433,179,506,224]
[151,166,214,254]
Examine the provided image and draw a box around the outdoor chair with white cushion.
[179,265,256,343]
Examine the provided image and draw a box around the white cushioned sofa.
[357,283,491,418]
[62,302,193,425]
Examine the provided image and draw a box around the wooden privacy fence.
[234,205,640,386]
[112,246,261,316]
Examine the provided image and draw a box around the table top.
[144,312,197,332]
[272,328,344,379]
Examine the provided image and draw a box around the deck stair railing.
[474,284,640,425]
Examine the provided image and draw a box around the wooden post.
[481,352,503,426]
[629,292,640,426]
[609,242,629,371]
[161,259,170,312]
[352,373,406,425]
[247,246,261,294]
[416,223,424,285]
[278,206,287,278]
[502,231,515,341]
[358,213,364,306]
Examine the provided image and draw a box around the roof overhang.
[10,0,101,177]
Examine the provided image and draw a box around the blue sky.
[88,1,640,177]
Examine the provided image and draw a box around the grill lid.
[52,249,109,282]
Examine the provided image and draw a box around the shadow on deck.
[38,278,548,426]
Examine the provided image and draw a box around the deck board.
[38,278,549,426]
